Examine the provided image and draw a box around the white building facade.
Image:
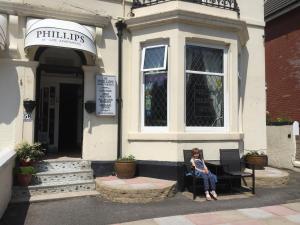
[0,0,266,215]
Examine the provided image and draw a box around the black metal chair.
[183,149,204,200]
[219,149,255,194]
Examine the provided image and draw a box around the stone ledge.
[244,167,289,188]
[95,176,176,203]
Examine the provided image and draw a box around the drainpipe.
[115,20,127,159]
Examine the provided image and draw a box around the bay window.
[185,44,227,129]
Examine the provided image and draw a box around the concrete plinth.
[245,167,289,188]
[95,176,176,203]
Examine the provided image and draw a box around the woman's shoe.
[210,191,218,200]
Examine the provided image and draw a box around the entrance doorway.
[34,47,85,156]
[59,83,82,153]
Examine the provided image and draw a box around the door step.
[33,170,94,184]
[12,180,95,202]
[12,159,97,203]
[34,160,91,173]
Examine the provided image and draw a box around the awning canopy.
[25,18,97,55]
[0,14,7,50]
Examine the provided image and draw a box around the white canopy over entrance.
[25,18,97,55]
[0,14,7,50]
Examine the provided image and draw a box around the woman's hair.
[191,148,203,159]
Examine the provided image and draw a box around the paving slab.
[154,215,194,225]
[284,203,300,212]
[112,204,300,225]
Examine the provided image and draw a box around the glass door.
[38,84,60,152]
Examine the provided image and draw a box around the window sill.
[127,132,243,141]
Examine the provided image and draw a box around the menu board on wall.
[96,75,116,116]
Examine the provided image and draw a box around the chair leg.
[229,178,233,194]
[242,177,248,186]
[193,177,196,200]
[252,174,255,194]
[252,167,255,194]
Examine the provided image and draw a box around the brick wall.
[265,7,300,122]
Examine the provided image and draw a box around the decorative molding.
[0,2,111,28]
[0,58,38,67]
[127,132,244,141]
[126,8,249,46]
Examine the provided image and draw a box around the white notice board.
[96,75,116,116]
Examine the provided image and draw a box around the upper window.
[142,45,168,72]
[141,45,168,129]
[185,44,226,129]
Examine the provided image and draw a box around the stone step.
[32,170,94,185]
[34,160,91,173]
[12,180,96,201]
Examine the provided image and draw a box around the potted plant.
[244,150,268,170]
[114,154,136,179]
[15,142,44,166]
[15,166,36,186]
[266,116,293,126]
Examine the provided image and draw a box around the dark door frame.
[34,64,84,155]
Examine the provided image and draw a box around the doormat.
[181,191,253,202]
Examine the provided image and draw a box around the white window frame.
[141,45,168,72]
[140,44,169,132]
[185,43,229,132]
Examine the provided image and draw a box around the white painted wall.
[0,0,266,162]
[0,149,16,219]
[267,125,297,170]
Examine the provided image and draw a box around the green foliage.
[245,150,266,157]
[117,154,136,162]
[15,142,44,161]
[274,117,293,123]
[266,113,293,124]
[15,166,36,175]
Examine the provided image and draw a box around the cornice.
[126,9,249,46]
[0,1,111,27]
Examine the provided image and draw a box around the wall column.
[22,61,39,144]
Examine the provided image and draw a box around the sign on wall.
[96,75,116,116]
[25,18,96,55]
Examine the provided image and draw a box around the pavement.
[1,170,300,225]
[111,203,300,225]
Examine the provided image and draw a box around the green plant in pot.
[15,166,36,186]
[114,154,136,179]
[15,142,44,166]
[245,150,268,170]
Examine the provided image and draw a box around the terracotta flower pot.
[114,161,136,179]
[17,174,32,186]
[246,155,268,170]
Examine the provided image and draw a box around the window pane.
[143,46,166,70]
[186,73,224,127]
[186,45,223,73]
[144,73,167,126]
